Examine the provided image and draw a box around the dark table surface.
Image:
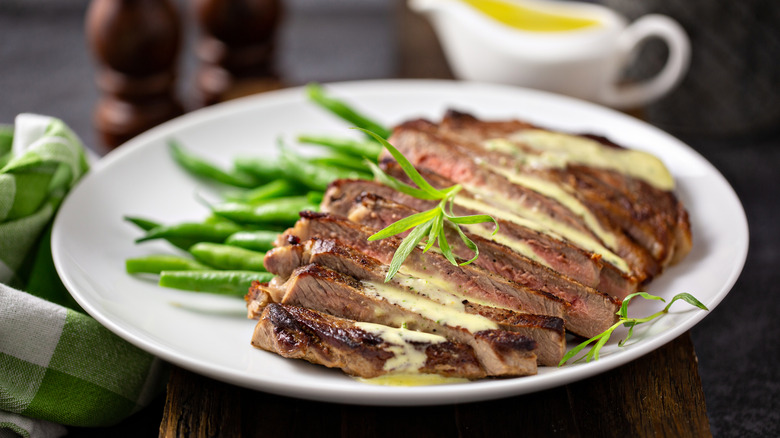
[2,1,778,437]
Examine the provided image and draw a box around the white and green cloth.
[0,115,164,438]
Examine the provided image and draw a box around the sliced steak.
[344,196,621,338]
[562,164,692,269]
[252,303,487,379]
[323,176,639,299]
[265,263,537,377]
[433,109,691,274]
[262,238,565,365]
[278,212,566,319]
[385,117,665,281]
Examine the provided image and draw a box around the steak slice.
[252,303,487,379]
[436,109,692,270]
[262,238,565,365]
[278,212,566,319]
[385,117,663,281]
[344,195,621,338]
[322,176,639,300]
[265,263,538,377]
[562,164,692,269]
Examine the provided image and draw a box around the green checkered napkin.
[0,115,164,437]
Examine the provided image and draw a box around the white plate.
[52,80,748,406]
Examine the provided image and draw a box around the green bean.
[224,230,280,252]
[0,153,11,169]
[126,255,210,274]
[189,242,266,271]
[124,216,161,231]
[309,153,373,173]
[158,270,274,296]
[202,214,240,227]
[306,191,324,205]
[169,140,260,188]
[0,126,12,151]
[232,156,290,182]
[305,83,392,139]
[0,128,12,169]
[124,216,200,250]
[212,196,317,225]
[224,179,303,204]
[296,135,382,159]
[136,221,244,244]
[278,146,368,191]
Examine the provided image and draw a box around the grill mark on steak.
[387,120,604,242]
[343,195,621,338]
[386,117,677,282]
[265,263,537,376]
[323,176,639,300]
[279,212,567,319]
[262,238,565,365]
[252,303,487,379]
[435,110,691,274]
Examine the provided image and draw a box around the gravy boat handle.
[599,14,691,109]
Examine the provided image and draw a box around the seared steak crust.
[420,110,691,276]
[278,212,566,319]
[252,303,487,379]
[342,194,620,338]
[263,238,566,365]
[323,176,639,300]
[384,118,662,281]
[266,263,538,377]
[383,111,693,283]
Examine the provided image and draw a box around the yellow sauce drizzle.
[489,168,618,249]
[397,267,502,308]
[354,321,447,372]
[461,0,600,32]
[453,188,630,273]
[357,373,469,386]
[363,281,498,333]
[502,129,675,191]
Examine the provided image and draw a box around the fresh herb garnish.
[357,128,498,282]
[558,292,709,366]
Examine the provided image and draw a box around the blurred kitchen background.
[2,0,778,153]
[1,1,778,436]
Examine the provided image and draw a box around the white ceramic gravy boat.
[410,0,691,108]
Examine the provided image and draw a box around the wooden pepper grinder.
[86,0,184,149]
[193,0,282,106]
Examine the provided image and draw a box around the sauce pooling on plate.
[461,0,600,32]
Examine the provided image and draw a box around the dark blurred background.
[1,1,777,436]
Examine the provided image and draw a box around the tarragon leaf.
[558,325,618,366]
[453,224,480,266]
[665,292,709,312]
[385,219,433,282]
[618,292,665,318]
[368,208,438,241]
[359,129,498,281]
[356,128,443,198]
[559,291,709,366]
[448,214,499,235]
[424,212,444,253]
[365,160,439,200]
[437,226,458,266]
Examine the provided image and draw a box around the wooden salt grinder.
[86,0,184,149]
[193,0,282,106]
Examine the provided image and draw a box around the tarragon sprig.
[357,128,498,282]
[558,292,709,366]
